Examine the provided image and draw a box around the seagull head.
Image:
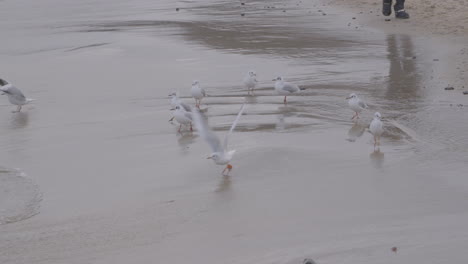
[374,112,382,119]
[207,153,221,162]
[346,93,357,100]
[248,71,256,77]
[192,80,199,86]
[272,76,283,82]
[168,92,177,97]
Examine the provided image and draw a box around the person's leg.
[382,0,392,16]
[394,0,410,19]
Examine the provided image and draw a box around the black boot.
[395,9,409,19]
[382,0,392,16]
[394,0,409,19]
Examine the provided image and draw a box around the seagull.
[173,105,193,132]
[346,93,368,120]
[273,76,302,104]
[191,80,206,108]
[169,92,191,121]
[0,78,34,113]
[369,112,384,147]
[192,104,245,176]
[243,70,257,94]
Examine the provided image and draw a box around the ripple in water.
[0,167,42,225]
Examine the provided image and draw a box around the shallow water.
[1,0,467,263]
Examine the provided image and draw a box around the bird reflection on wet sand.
[369,148,385,168]
[215,175,231,193]
[10,112,29,129]
[346,122,366,142]
[176,132,197,151]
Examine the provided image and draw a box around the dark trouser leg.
[394,0,405,11]
[382,0,392,16]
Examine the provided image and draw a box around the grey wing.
[180,101,192,112]
[3,85,26,100]
[223,104,245,150]
[184,111,193,121]
[192,109,223,153]
[283,82,300,93]
[201,88,206,97]
[358,99,368,109]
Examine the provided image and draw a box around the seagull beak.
[272,78,276,81]
[207,156,212,159]
[346,96,351,100]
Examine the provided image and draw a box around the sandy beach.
[324,0,468,36]
[1,0,468,263]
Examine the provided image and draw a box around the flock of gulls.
[0,73,384,175]
[168,71,384,175]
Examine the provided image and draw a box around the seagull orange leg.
[222,164,233,176]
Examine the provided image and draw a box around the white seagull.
[191,80,206,108]
[243,70,257,94]
[173,105,193,132]
[273,76,302,104]
[369,112,384,147]
[346,93,368,120]
[169,92,191,121]
[192,104,245,176]
[0,78,34,112]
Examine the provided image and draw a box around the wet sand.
[323,0,468,36]
[1,0,468,263]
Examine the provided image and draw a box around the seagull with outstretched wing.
[192,104,245,175]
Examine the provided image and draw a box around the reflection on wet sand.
[277,105,299,114]
[176,132,197,150]
[244,95,258,104]
[10,112,29,129]
[385,34,422,107]
[346,122,366,142]
[215,175,231,193]
[369,148,385,168]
